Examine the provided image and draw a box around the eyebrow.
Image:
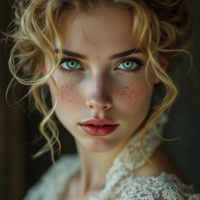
[55,48,141,60]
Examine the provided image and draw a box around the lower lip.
[79,125,119,136]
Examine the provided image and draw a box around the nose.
[85,77,112,112]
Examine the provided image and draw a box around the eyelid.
[59,55,145,70]
[59,57,83,66]
[115,56,145,67]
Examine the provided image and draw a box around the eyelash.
[58,56,145,75]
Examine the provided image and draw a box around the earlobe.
[154,57,169,85]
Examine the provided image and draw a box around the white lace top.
[23,113,200,200]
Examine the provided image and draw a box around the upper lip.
[79,118,118,125]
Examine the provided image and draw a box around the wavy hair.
[5,0,192,183]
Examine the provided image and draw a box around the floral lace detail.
[88,113,169,200]
[23,154,80,200]
[23,113,200,200]
[115,172,199,200]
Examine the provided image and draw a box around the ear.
[154,57,169,84]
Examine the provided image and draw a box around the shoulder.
[134,145,190,185]
[23,154,79,200]
[116,172,200,200]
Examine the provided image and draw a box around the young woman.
[6,0,200,199]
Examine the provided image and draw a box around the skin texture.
[44,3,186,199]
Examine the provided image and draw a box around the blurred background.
[0,0,200,200]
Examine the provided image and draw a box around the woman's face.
[45,4,157,152]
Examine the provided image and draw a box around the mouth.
[79,124,119,136]
[87,124,110,126]
[79,117,119,135]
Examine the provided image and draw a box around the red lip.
[79,118,118,126]
[79,124,119,136]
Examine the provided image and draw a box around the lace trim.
[23,113,200,200]
[23,154,80,200]
[88,113,168,200]
[116,172,197,200]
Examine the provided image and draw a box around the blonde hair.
[5,0,191,183]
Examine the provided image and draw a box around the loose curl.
[5,0,192,184]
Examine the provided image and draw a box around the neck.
[74,121,145,196]
[74,136,128,195]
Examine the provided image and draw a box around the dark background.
[0,0,200,200]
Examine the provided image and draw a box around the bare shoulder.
[133,145,190,185]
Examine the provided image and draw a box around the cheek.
[116,81,153,112]
[59,82,80,104]
[49,80,81,111]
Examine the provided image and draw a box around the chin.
[80,137,117,153]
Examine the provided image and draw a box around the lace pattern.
[23,113,200,200]
[23,154,80,200]
[116,172,198,200]
[88,113,168,200]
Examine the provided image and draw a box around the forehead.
[55,4,137,57]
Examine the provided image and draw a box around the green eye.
[62,60,80,69]
[59,57,144,75]
[67,60,78,68]
[123,61,135,69]
[119,60,137,70]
